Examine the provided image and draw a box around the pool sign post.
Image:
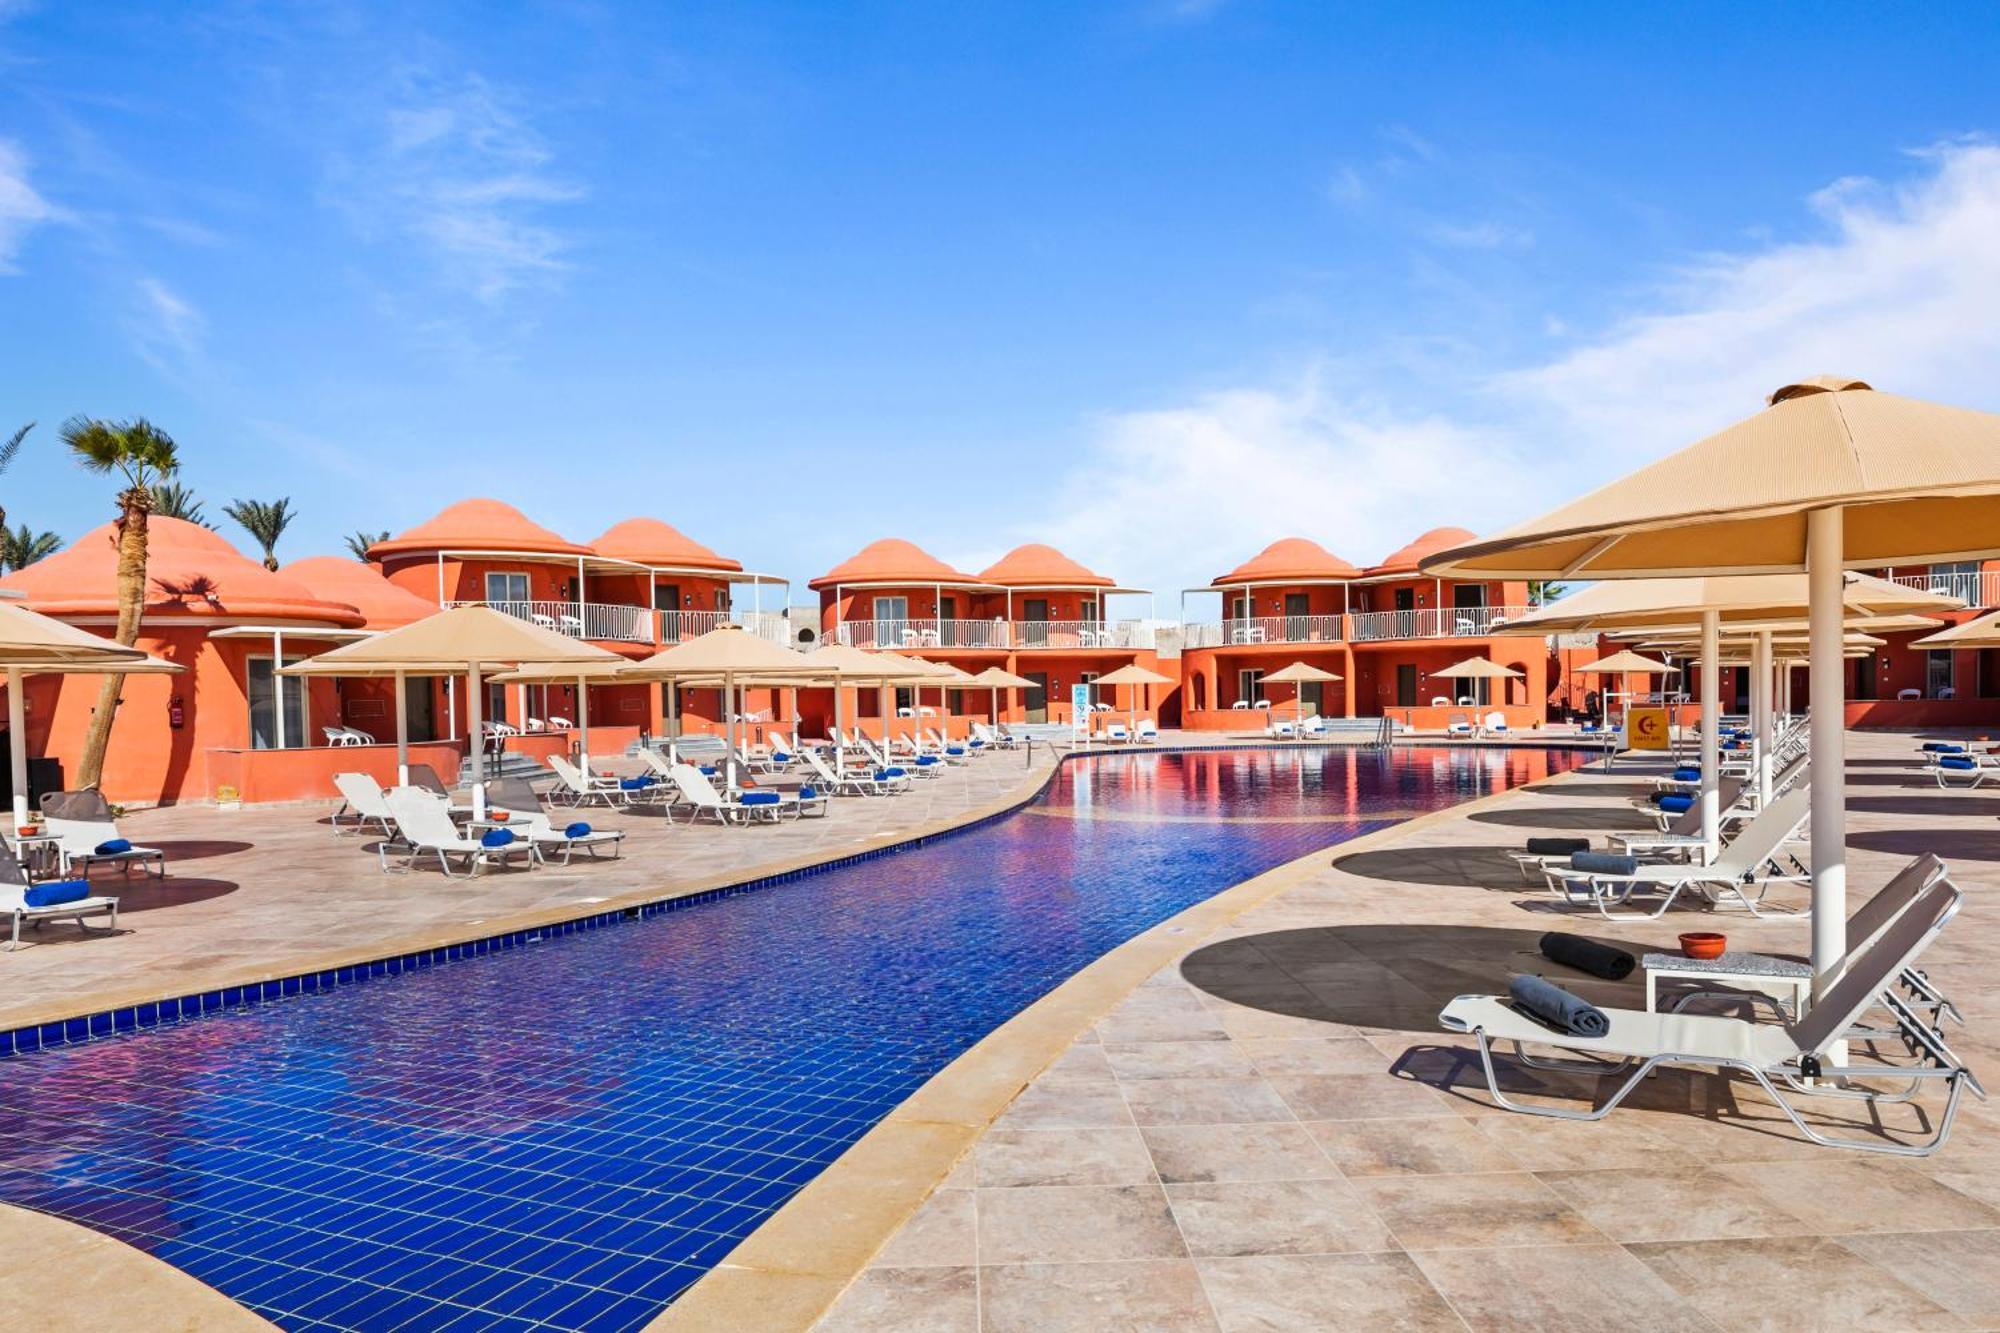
[1072,684,1092,741]
[1628,706,1670,751]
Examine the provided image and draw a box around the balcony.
[832,618,1155,651]
[1887,570,1999,608]
[448,601,790,645]
[1182,615,1345,649]
[1345,604,1530,643]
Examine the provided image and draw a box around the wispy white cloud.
[0,138,64,273]
[1423,219,1534,250]
[328,70,583,305]
[1038,139,2000,594]
[128,276,206,375]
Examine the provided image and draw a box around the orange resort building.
[5,502,2000,808]
[807,539,1164,733]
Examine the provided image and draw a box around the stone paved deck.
[813,730,2000,1332]
[0,747,1058,1033]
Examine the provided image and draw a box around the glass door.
[247,656,306,750]
[873,596,909,649]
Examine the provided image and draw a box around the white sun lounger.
[1441,875,1983,1156]
[671,764,793,824]
[331,772,398,837]
[547,755,631,808]
[0,839,118,950]
[41,790,166,879]
[1548,787,1811,919]
[483,776,625,865]
[380,788,535,877]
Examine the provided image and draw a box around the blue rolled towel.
[619,777,651,791]
[1570,850,1639,876]
[740,791,781,806]
[798,786,818,800]
[699,765,718,776]
[480,828,516,848]
[1940,756,1979,771]
[24,879,90,908]
[1509,974,1610,1038]
[772,751,791,762]
[94,838,132,855]
[1921,741,1965,753]
[1658,793,1694,814]
[881,766,907,778]
[563,821,592,838]
[1672,767,1701,782]
[1524,836,1590,856]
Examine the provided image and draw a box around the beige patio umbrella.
[1573,650,1674,732]
[0,617,182,826]
[1424,376,2000,991]
[487,658,633,777]
[287,606,615,810]
[796,644,932,769]
[1913,608,2000,648]
[1427,656,1523,711]
[621,627,815,791]
[968,665,1036,731]
[1094,663,1176,738]
[911,659,978,739]
[1258,661,1341,736]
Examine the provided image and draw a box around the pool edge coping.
[650,756,1613,1331]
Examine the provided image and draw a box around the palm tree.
[1528,580,1568,608]
[0,422,31,534]
[61,416,181,789]
[150,481,216,529]
[224,497,296,571]
[0,524,62,571]
[345,529,389,561]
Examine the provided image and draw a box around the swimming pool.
[0,745,1584,1330]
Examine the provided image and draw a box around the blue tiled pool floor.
[0,746,1584,1330]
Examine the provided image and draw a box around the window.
[485,571,530,607]
[1080,671,1101,706]
[1928,650,1956,699]
[247,656,306,749]
[1237,668,1264,705]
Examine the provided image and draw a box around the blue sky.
[4,2,1999,609]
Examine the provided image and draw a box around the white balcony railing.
[1014,619,1154,650]
[1887,570,1999,608]
[450,599,655,643]
[836,618,1013,650]
[1340,604,1532,643]
[1185,615,1346,648]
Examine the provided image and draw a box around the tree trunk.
[75,492,150,789]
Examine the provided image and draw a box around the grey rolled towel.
[1509,974,1610,1038]
[1539,932,1636,980]
[1525,836,1590,856]
[1569,850,1639,876]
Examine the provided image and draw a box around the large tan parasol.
[967,665,1036,730]
[1094,663,1176,737]
[1423,377,2000,990]
[621,627,815,788]
[487,658,634,776]
[1259,661,1342,734]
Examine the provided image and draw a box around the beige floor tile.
[1095,988,1231,1044]
[990,1075,1136,1131]
[1462,1110,1707,1172]
[1265,1072,1461,1120]
[1166,1177,1395,1257]
[1631,1234,1963,1331]
[1304,1116,1523,1176]
[1195,1252,1463,1332]
[1534,1164,1815,1243]
[1121,1077,1296,1126]
[870,1188,975,1267]
[1040,1042,1119,1084]
[1356,1172,1610,1250]
[1838,1228,2000,1322]
[1410,1243,1715,1333]
[976,1184,1187,1265]
[1714,1158,2000,1234]
[1143,1122,1341,1184]
[814,1265,978,1333]
[976,1128,1157,1188]
[1234,1036,1392,1076]
[981,1260,1218,1332]
[1104,1039,1260,1081]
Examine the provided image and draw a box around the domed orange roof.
[1213,538,1360,586]
[978,543,1113,588]
[0,518,365,626]
[1368,526,1481,577]
[282,556,440,629]
[370,499,590,559]
[590,518,742,572]
[809,539,977,591]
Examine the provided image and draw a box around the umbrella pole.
[578,677,591,777]
[7,667,26,829]
[666,678,679,764]
[1752,630,1773,806]
[725,672,738,794]
[1807,508,1847,997]
[1698,610,1720,864]
[393,670,410,786]
[468,664,487,818]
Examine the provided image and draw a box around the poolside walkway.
[811,730,2000,1332]
[0,747,1058,1034]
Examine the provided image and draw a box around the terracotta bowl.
[1680,931,1726,960]
[490,811,510,822]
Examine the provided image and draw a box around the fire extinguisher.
[168,695,186,730]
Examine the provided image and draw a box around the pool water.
[0,746,1583,1331]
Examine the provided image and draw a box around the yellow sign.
[1628,706,1670,751]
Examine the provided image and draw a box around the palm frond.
[344,529,391,561]
[151,481,216,529]
[0,524,62,571]
[0,423,31,477]
[60,416,182,486]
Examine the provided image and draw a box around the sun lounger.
[0,838,117,950]
[802,747,896,796]
[1446,712,1473,736]
[1102,722,1131,743]
[1440,874,1984,1156]
[670,764,793,824]
[380,788,535,877]
[40,790,166,879]
[973,722,1016,749]
[483,775,625,864]
[332,772,398,837]
[547,755,634,808]
[1548,787,1811,920]
[1931,753,2000,788]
